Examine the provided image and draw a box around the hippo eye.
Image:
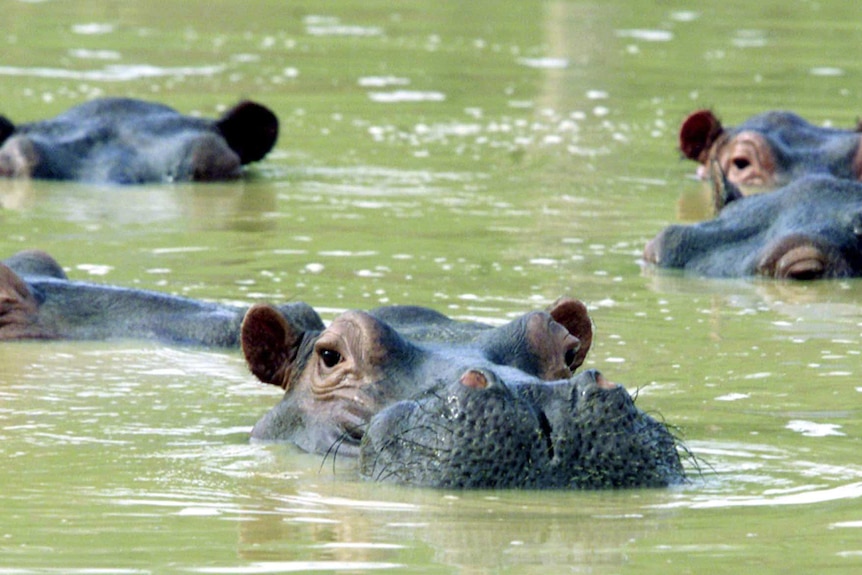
[319,348,342,368]
[732,157,751,171]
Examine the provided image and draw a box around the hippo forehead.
[726,111,862,180]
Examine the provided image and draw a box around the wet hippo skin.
[241,299,685,489]
[0,250,321,345]
[645,173,862,279]
[679,109,862,195]
[0,97,278,183]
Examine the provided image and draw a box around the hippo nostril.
[460,369,489,390]
[595,373,618,390]
[643,236,661,264]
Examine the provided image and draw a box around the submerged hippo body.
[0,250,322,345]
[0,98,278,184]
[645,175,862,279]
[241,300,684,489]
[679,109,862,199]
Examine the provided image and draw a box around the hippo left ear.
[547,297,593,370]
[679,110,724,164]
[216,101,279,164]
[0,116,15,146]
[241,304,305,389]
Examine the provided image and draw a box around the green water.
[2,1,862,573]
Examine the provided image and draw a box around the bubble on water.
[810,67,844,77]
[715,393,750,402]
[516,57,569,69]
[358,76,410,87]
[68,48,121,60]
[368,91,445,103]
[615,29,673,42]
[786,420,845,437]
[71,23,115,35]
[76,263,113,276]
[670,10,700,22]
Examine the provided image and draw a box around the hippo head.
[679,109,862,194]
[240,299,593,457]
[645,172,862,279]
[0,98,279,183]
[360,367,685,489]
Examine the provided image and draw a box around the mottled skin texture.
[679,109,862,203]
[361,369,683,489]
[645,174,862,279]
[242,300,684,489]
[0,98,278,184]
[0,250,321,345]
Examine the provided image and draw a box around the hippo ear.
[0,116,15,146]
[679,110,724,163]
[0,263,48,339]
[241,303,306,389]
[215,101,279,164]
[547,297,593,370]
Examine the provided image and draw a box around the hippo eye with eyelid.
[319,348,342,368]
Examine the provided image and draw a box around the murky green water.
[2,1,862,573]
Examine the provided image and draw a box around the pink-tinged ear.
[679,110,724,163]
[241,303,305,389]
[0,263,48,339]
[547,297,593,370]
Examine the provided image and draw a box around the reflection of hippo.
[679,109,862,193]
[241,300,685,488]
[0,250,321,345]
[645,174,862,279]
[0,98,278,183]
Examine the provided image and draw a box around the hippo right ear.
[679,110,724,163]
[0,116,15,146]
[547,297,593,370]
[241,303,306,389]
[216,101,279,165]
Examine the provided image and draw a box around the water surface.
[2,1,862,573]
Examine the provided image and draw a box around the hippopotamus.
[644,173,862,279]
[0,250,321,345]
[0,97,278,184]
[679,109,862,195]
[241,299,685,489]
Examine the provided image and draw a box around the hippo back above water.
[679,109,862,196]
[241,299,685,489]
[0,97,278,184]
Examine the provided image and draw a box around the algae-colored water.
[2,1,862,573]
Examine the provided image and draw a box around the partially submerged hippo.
[241,299,685,489]
[0,97,278,183]
[645,173,862,279]
[679,109,862,194]
[0,250,321,345]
